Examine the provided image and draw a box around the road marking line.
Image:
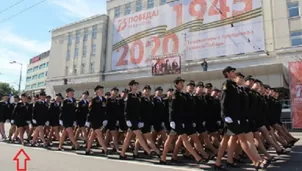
[0,143,203,171]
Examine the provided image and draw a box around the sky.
[0,0,107,90]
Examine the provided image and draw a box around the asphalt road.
[1,123,302,171]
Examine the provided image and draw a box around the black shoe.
[214,164,228,170]
[119,154,127,160]
[226,162,240,168]
[85,150,91,155]
[277,149,289,155]
[159,160,167,165]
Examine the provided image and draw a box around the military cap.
[128,80,139,86]
[213,88,220,92]
[235,72,245,78]
[34,94,39,98]
[167,88,174,92]
[66,87,74,93]
[254,79,262,84]
[263,85,271,89]
[27,96,32,100]
[122,88,129,93]
[56,93,63,97]
[196,81,204,87]
[82,90,89,96]
[111,87,119,92]
[222,66,236,77]
[105,92,111,96]
[40,92,46,96]
[155,86,163,91]
[143,85,151,90]
[173,77,185,84]
[244,75,255,81]
[205,83,213,88]
[94,85,104,92]
[46,95,51,99]
[187,80,196,86]
[21,93,27,97]
[13,95,19,99]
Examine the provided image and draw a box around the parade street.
[0,123,302,171]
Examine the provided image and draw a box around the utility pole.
[9,61,23,95]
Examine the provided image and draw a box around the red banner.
[289,61,302,128]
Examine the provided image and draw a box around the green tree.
[0,82,18,98]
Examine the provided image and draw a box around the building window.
[32,75,37,80]
[68,33,72,44]
[67,49,71,60]
[65,66,69,76]
[115,6,121,17]
[82,45,87,57]
[38,72,45,78]
[38,82,45,87]
[160,0,166,5]
[46,62,49,67]
[76,30,81,43]
[136,0,142,12]
[31,84,37,89]
[45,71,48,76]
[291,30,302,46]
[92,25,97,39]
[33,66,39,72]
[26,76,31,82]
[27,68,32,73]
[39,63,46,69]
[74,48,79,58]
[81,63,85,74]
[288,2,300,18]
[25,85,30,90]
[125,3,131,15]
[147,0,154,9]
[73,65,77,74]
[89,62,94,73]
[83,28,88,42]
[91,44,96,56]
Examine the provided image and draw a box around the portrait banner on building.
[289,61,302,128]
[152,53,181,76]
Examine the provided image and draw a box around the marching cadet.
[11,93,29,145]
[105,92,111,99]
[161,77,208,165]
[214,66,265,170]
[105,87,120,152]
[30,92,49,147]
[120,80,156,159]
[85,85,108,155]
[211,88,223,136]
[8,95,20,141]
[194,82,218,155]
[163,88,174,131]
[48,93,63,144]
[117,89,128,135]
[133,85,161,157]
[58,88,79,150]
[28,95,39,139]
[152,86,167,145]
[75,91,89,142]
[0,93,10,140]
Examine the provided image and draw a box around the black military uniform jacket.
[171,89,186,123]
[33,100,49,124]
[61,98,77,122]
[106,97,119,123]
[49,101,61,124]
[76,99,89,122]
[140,96,154,124]
[153,96,166,125]
[12,102,30,124]
[125,93,141,122]
[0,101,11,121]
[184,92,196,123]
[87,96,107,123]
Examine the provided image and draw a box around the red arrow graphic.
[13,149,30,171]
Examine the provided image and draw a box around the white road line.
[0,142,203,171]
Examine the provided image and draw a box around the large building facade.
[24,50,50,95]
[47,0,302,98]
[46,15,108,97]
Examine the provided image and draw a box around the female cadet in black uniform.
[133,85,160,157]
[194,82,218,155]
[8,95,20,141]
[0,93,10,140]
[160,77,207,165]
[11,93,29,145]
[30,92,49,147]
[58,88,79,150]
[117,89,128,142]
[75,91,89,143]
[105,87,120,152]
[48,93,62,144]
[119,80,155,159]
[85,85,108,155]
[152,86,167,145]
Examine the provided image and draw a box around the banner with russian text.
[289,61,302,128]
[111,0,265,70]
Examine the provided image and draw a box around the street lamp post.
[9,61,23,95]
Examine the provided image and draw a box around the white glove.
[102,120,108,127]
[192,123,196,127]
[116,121,119,126]
[202,121,206,126]
[11,120,14,124]
[45,121,50,126]
[138,122,144,128]
[237,120,240,125]
[32,119,37,124]
[59,120,63,126]
[85,122,91,127]
[126,120,132,127]
[170,121,175,129]
[161,122,165,128]
[73,121,77,126]
[26,120,31,125]
[182,123,185,128]
[224,117,233,123]
[217,121,221,125]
